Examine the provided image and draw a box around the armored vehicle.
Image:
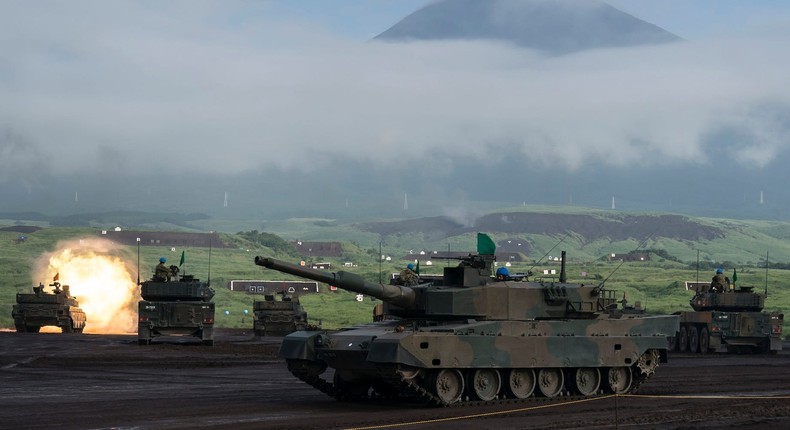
[138,269,216,346]
[670,284,783,354]
[255,234,679,406]
[253,292,309,336]
[12,282,86,333]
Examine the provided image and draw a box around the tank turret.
[690,286,765,312]
[140,273,215,302]
[256,233,679,406]
[256,249,618,321]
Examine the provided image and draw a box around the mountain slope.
[374,0,681,54]
[348,207,790,264]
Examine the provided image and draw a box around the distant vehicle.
[138,266,215,346]
[13,282,86,333]
[669,284,783,354]
[255,234,679,406]
[253,292,309,336]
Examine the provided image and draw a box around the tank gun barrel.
[255,257,416,308]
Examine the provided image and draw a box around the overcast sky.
[2,0,790,185]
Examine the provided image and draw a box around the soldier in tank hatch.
[710,268,728,292]
[495,266,510,281]
[398,263,419,286]
[153,257,173,282]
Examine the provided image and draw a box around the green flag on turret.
[732,268,737,284]
[477,233,496,255]
[179,250,185,267]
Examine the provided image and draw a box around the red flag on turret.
[53,273,59,281]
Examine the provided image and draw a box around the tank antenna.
[695,249,699,287]
[528,233,570,273]
[208,238,212,287]
[764,250,769,296]
[598,227,660,290]
[378,241,383,284]
[136,237,141,285]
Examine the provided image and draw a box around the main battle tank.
[138,268,216,346]
[671,284,783,354]
[255,234,679,406]
[12,282,86,333]
[253,292,310,336]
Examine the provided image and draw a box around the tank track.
[286,349,657,408]
[287,360,343,399]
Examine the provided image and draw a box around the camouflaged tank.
[670,285,783,354]
[253,292,309,336]
[138,272,215,346]
[254,234,679,406]
[12,282,86,333]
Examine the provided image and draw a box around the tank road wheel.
[572,368,601,397]
[506,368,536,399]
[429,369,464,405]
[636,350,660,377]
[678,325,689,352]
[605,367,633,394]
[537,368,564,398]
[26,325,41,333]
[688,326,700,353]
[396,365,422,381]
[698,327,710,354]
[14,324,25,333]
[467,369,501,401]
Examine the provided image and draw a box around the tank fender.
[279,331,325,361]
[367,336,424,367]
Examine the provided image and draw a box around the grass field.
[1,226,788,335]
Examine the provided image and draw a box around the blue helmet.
[159,257,166,263]
[716,268,723,274]
[407,263,415,270]
[496,267,509,277]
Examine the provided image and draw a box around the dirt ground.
[1,330,789,430]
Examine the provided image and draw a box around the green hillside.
[1,206,789,335]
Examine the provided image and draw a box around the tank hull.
[281,314,678,405]
[137,301,215,345]
[253,299,308,337]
